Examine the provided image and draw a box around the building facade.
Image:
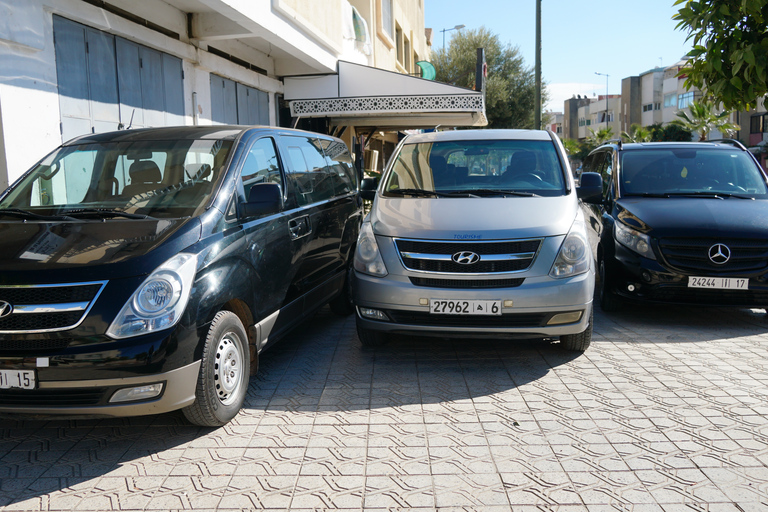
[0,0,484,190]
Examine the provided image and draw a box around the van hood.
[371,196,577,240]
[615,197,768,238]
[0,218,202,284]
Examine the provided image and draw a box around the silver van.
[351,129,603,351]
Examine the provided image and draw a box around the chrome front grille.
[395,238,542,274]
[0,281,107,333]
[658,237,768,273]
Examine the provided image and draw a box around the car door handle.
[289,215,311,240]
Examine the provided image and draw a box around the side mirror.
[577,172,603,204]
[240,183,281,218]
[360,177,379,201]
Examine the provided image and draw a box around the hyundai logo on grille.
[708,244,731,265]
[0,301,12,318]
[452,251,480,265]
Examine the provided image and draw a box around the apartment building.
[0,0,486,189]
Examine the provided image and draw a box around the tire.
[183,311,250,427]
[329,261,355,316]
[560,309,593,352]
[598,258,622,312]
[356,321,389,347]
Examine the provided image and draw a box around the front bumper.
[353,269,594,338]
[608,245,768,307]
[0,361,200,418]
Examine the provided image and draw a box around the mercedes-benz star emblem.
[708,244,731,265]
[452,251,480,265]
[0,301,12,318]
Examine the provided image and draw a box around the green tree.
[560,137,581,156]
[621,124,652,143]
[647,123,693,142]
[670,98,738,141]
[585,126,614,150]
[431,27,547,129]
[674,0,768,110]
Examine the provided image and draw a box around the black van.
[0,126,362,426]
[580,140,768,312]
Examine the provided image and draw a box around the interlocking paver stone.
[1,304,768,510]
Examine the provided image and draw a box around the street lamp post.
[441,24,465,49]
[595,72,609,130]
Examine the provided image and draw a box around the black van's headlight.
[550,218,591,278]
[107,253,198,339]
[615,221,656,260]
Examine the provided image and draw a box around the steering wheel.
[518,172,544,183]
[696,178,720,189]
[722,182,747,192]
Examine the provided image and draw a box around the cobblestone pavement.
[1,304,768,511]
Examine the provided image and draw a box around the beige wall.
[275,0,345,55]
[349,0,428,74]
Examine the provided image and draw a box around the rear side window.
[321,140,357,195]
[283,136,334,206]
[240,137,283,200]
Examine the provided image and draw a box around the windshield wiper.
[0,208,76,221]
[668,192,754,200]
[630,192,753,200]
[385,188,451,198]
[455,188,539,197]
[61,208,155,220]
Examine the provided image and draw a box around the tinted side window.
[283,136,334,206]
[321,140,357,196]
[601,151,613,198]
[240,137,283,200]
[582,154,596,175]
[591,152,612,199]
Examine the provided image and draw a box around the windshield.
[382,139,567,197]
[0,138,234,219]
[620,148,768,198]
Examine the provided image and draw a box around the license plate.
[430,299,502,315]
[0,370,35,390]
[688,276,749,289]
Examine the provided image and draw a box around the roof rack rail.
[707,138,748,151]
[605,138,623,150]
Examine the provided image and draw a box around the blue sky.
[424,0,693,113]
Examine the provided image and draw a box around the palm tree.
[621,124,652,143]
[585,126,614,150]
[560,137,581,156]
[671,98,739,141]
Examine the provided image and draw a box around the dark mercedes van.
[0,126,362,426]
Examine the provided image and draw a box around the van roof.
[62,125,341,146]
[402,129,553,144]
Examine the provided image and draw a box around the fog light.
[642,271,651,282]
[359,307,389,321]
[504,300,514,308]
[419,298,429,306]
[110,383,163,403]
[547,311,583,325]
[628,284,636,292]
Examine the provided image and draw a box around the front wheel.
[559,309,593,352]
[598,258,622,312]
[329,261,355,316]
[183,311,250,427]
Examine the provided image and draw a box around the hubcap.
[214,332,243,405]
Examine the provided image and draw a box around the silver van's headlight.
[107,253,198,339]
[550,218,591,278]
[615,221,656,260]
[354,222,388,277]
